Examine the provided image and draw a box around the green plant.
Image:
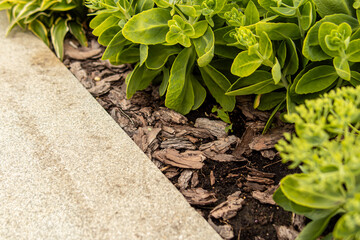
[274,85,360,240]
[0,0,88,60]
[224,0,360,132]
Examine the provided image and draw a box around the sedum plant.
[224,0,360,131]
[274,85,360,240]
[0,0,88,60]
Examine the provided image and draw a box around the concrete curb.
[0,12,221,240]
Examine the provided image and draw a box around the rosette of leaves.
[274,86,360,240]
[0,0,88,60]
[87,0,243,115]
[220,0,360,132]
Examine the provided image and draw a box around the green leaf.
[139,44,148,66]
[49,0,76,11]
[117,46,140,64]
[312,0,355,17]
[193,27,214,67]
[299,1,313,31]
[0,1,11,10]
[126,64,162,98]
[145,45,182,70]
[333,56,350,80]
[89,13,112,29]
[200,65,236,111]
[227,71,282,95]
[123,8,171,45]
[333,212,360,239]
[231,51,263,77]
[50,17,69,60]
[281,174,345,209]
[270,6,296,17]
[214,45,239,59]
[259,32,272,60]
[92,16,119,37]
[165,47,195,115]
[255,22,301,40]
[295,65,338,94]
[303,14,358,61]
[318,22,342,57]
[256,92,286,111]
[28,19,50,46]
[159,67,170,96]
[350,71,360,86]
[244,0,259,25]
[102,31,127,60]
[347,39,360,62]
[271,58,282,84]
[277,41,287,68]
[283,38,299,76]
[98,26,121,46]
[177,4,197,18]
[191,75,207,110]
[192,20,208,38]
[135,0,154,13]
[68,21,87,47]
[296,214,336,240]
[262,98,285,134]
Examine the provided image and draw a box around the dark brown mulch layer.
[62,35,304,240]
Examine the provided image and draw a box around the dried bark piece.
[210,191,244,220]
[153,149,205,169]
[153,107,188,124]
[199,135,238,153]
[88,81,111,97]
[172,125,214,139]
[191,171,199,188]
[246,175,274,185]
[249,126,292,151]
[178,170,193,189]
[69,61,93,89]
[208,218,234,240]
[102,74,122,82]
[194,118,228,139]
[160,137,196,150]
[273,225,299,240]
[292,214,306,231]
[252,185,277,205]
[65,44,103,60]
[181,188,217,205]
[247,167,276,178]
[210,171,215,186]
[133,127,161,152]
[238,100,270,121]
[243,182,267,192]
[261,149,277,160]
[204,151,246,162]
[232,126,256,157]
[162,125,176,134]
[164,167,179,179]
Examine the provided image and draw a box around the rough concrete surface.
[0,12,221,240]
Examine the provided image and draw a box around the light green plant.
[274,85,360,240]
[0,0,88,60]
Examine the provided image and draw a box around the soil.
[62,33,304,240]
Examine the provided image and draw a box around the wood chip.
[249,126,292,151]
[273,225,299,240]
[181,188,217,205]
[292,214,306,231]
[88,81,111,97]
[178,170,193,189]
[204,151,246,162]
[160,137,196,150]
[172,125,214,139]
[247,167,276,178]
[164,167,179,179]
[102,74,122,82]
[199,135,238,153]
[208,218,234,240]
[133,127,161,152]
[252,185,277,205]
[261,149,277,160]
[194,118,228,139]
[243,182,267,192]
[191,171,199,188]
[69,61,93,89]
[210,191,244,220]
[210,171,215,186]
[232,126,255,157]
[246,175,274,185]
[65,44,103,60]
[153,107,188,124]
[153,149,205,169]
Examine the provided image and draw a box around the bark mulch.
[62,35,304,240]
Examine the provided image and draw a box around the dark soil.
[62,33,304,240]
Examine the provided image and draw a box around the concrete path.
[0,12,221,240]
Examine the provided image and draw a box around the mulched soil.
[62,34,305,240]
